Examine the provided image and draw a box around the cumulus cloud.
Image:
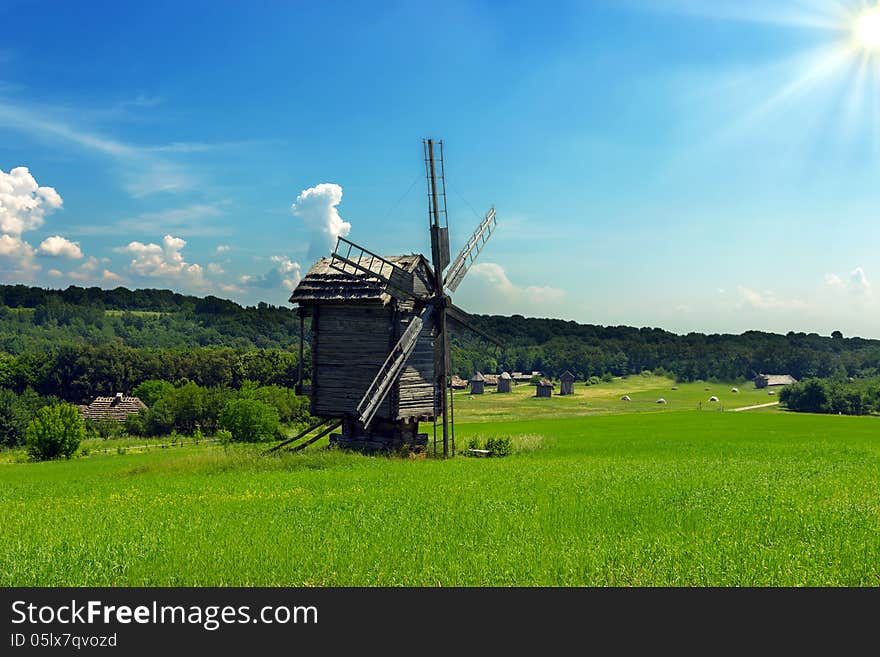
[240,255,302,291]
[116,234,204,285]
[207,262,225,275]
[0,166,62,236]
[291,183,350,259]
[0,167,63,277]
[468,262,565,305]
[215,244,231,254]
[38,235,83,259]
[102,269,122,282]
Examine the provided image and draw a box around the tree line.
[779,377,880,416]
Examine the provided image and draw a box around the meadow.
[1,378,878,586]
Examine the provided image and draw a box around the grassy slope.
[2,404,878,586]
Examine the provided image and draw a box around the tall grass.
[1,411,878,586]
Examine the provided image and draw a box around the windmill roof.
[289,254,432,305]
[500,372,511,379]
[560,370,575,380]
[471,372,485,382]
[537,378,554,387]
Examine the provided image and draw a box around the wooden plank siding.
[312,304,395,419]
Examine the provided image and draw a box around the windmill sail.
[357,304,433,428]
[330,237,419,301]
[443,206,497,293]
[447,303,504,347]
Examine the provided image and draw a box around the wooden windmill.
[287,139,500,457]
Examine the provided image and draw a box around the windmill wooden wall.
[497,372,512,393]
[470,372,485,395]
[291,254,437,424]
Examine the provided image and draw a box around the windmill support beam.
[331,417,428,453]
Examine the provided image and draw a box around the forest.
[2,283,880,402]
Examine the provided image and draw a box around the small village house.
[80,393,147,422]
[559,370,575,395]
[470,372,486,395]
[497,371,512,393]
[536,378,554,398]
[754,374,798,389]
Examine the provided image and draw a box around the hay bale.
[620,395,631,401]
[731,387,739,393]
[655,398,667,404]
[709,396,719,402]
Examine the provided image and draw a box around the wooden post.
[297,309,304,395]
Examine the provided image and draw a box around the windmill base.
[329,417,428,454]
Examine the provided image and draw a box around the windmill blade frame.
[443,206,497,293]
[356,304,433,429]
[447,303,504,347]
[330,236,423,302]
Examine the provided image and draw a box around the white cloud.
[291,183,350,259]
[468,262,566,305]
[47,268,63,277]
[38,235,83,259]
[116,234,205,285]
[0,100,195,196]
[239,256,302,291]
[825,267,872,297]
[0,167,62,277]
[77,203,225,236]
[215,244,231,254]
[0,166,62,236]
[102,269,122,282]
[735,285,807,311]
[207,262,225,275]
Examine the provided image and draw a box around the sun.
[854,7,880,51]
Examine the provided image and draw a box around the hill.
[1,284,879,402]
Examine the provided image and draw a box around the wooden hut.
[470,372,486,395]
[482,373,499,387]
[559,370,575,395]
[754,374,797,389]
[497,372,512,393]
[290,254,436,451]
[80,393,147,422]
[536,378,554,398]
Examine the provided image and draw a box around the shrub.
[25,403,85,461]
[485,436,513,457]
[215,428,233,446]
[219,399,280,443]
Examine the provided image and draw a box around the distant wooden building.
[536,378,554,398]
[482,373,499,387]
[450,375,468,390]
[559,370,575,395]
[80,393,147,422]
[470,372,486,395]
[754,374,798,389]
[497,372,512,393]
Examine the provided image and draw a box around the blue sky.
[1,0,879,337]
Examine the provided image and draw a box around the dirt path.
[730,401,780,412]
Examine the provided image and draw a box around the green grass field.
[1,377,878,586]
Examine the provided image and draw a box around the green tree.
[133,379,174,407]
[219,399,280,443]
[25,403,85,460]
